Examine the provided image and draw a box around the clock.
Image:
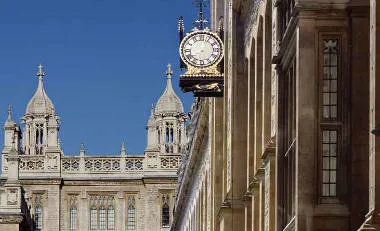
[180,31,224,68]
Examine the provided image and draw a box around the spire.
[155,63,184,114]
[4,106,16,128]
[80,142,85,156]
[36,64,45,93]
[121,142,126,156]
[165,63,174,91]
[25,64,55,115]
[7,106,12,121]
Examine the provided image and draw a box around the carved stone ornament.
[7,188,18,205]
[147,152,158,169]
[0,215,23,224]
[47,153,58,170]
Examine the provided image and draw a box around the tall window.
[89,194,115,230]
[278,0,295,38]
[107,198,115,230]
[127,195,136,230]
[322,130,337,196]
[33,194,44,231]
[165,123,174,153]
[322,40,338,120]
[320,38,343,201]
[69,195,78,231]
[279,57,296,228]
[162,194,170,228]
[158,127,161,144]
[90,205,98,230]
[35,124,44,154]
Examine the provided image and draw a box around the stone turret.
[19,64,61,174]
[22,64,60,156]
[145,64,186,155]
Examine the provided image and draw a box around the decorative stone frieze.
[0,214,23,224]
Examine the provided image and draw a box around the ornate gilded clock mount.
[178,0,224,97]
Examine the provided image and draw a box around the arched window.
[127,195,136,230]
[36,129,39,145]
[166,127,170,143]
[178,129,181,144]
[162,195,170,228]
[33,194,44,231]
[89,195,115,230]
[158,127,161,144]
[35,124,44,154]
[69,195,78,231]
[170,128,174,143]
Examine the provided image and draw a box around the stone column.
[79,190,88,230]
[363,0,380,229]
[295,12,317,231]
[350,3,370,229]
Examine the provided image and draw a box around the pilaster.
[295,11,318,231]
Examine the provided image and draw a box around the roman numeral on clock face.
[210,54,218,60]
[186,54,194,61]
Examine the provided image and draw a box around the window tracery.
[161,194,170,228]
[127,195,136,230]
[35,124,44,155]
[319,38,344,201]
[32,193,44,231]
[89,194,115,230]
[68,195,78,231]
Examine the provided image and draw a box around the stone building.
[172,0,380,230]
[0,63,186,231]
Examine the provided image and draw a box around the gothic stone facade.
[0,64,186,231]
[172,0,375,231]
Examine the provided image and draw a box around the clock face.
[180,32,223,68]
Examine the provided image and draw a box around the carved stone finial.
[121,142,126,156]
[7,105,12,120]
[37,64,45,79]
[166,63,173,79]
[178,16,184,33]
[80,142,85,156]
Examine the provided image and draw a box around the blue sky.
[0,0,204,155]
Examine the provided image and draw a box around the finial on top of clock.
[193,0,208,30]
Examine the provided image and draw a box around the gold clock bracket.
[183,65,222,77]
